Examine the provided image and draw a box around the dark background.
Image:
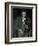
[11,6,32,38]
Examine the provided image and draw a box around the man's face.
[21,11,26,17]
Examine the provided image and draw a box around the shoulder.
[17,16,21,20]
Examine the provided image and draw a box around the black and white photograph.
[5,2,37,44]
[11,7,32,38]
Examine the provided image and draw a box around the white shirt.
[22,17,26,24]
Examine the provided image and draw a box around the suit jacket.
[15,16,32,37]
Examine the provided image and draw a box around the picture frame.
[5,2,37,44]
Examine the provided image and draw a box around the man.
[15,11,31,37]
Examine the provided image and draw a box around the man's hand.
[18,29,24,37]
